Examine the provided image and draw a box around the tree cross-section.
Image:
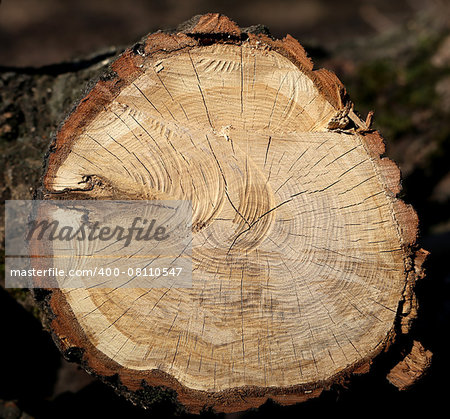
[37,13,426,413]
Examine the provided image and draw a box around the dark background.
[1,0,449,418]
[0,0,443,67]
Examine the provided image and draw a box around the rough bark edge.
[386,341,432,390]
[36,13,429,413]
[351,125,430,386]
[36,286,387,413]
[355,127,429,337]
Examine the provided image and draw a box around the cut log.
[36,14,427,413]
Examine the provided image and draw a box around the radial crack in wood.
[37,13,426,413]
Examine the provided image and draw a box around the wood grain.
[38,14,425,413]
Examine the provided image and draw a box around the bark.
[0,47,121,210]
[387,340,432,390]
